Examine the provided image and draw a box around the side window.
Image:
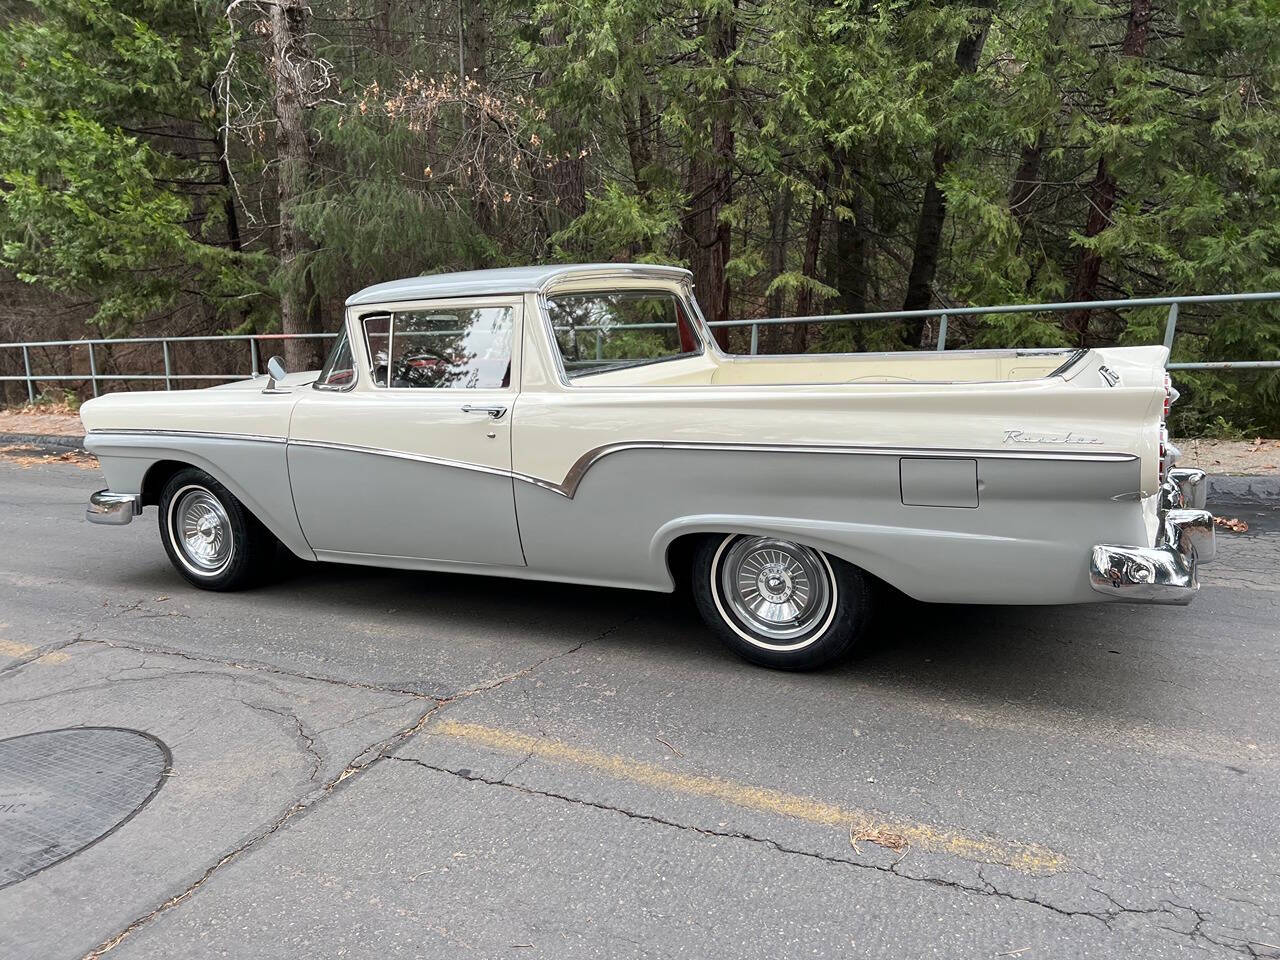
[314,326,355,389]
[361,306,514,389]
[545,290,702,380]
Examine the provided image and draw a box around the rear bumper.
[1088,468,1214,604]
[86,489,141,525]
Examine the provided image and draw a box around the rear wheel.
[158,468,276,591]
[692,534,875,670]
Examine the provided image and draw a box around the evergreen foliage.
[1,0,1277,430]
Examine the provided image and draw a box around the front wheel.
[158,468,276,591]
[692,534,875,670]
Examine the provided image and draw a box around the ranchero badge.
[1002,430,1103,445]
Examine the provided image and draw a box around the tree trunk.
[762,185,792,353]
[549,150,585,226]
[681,3,736,349]
[830,151,870,351]
[461,0,494,235]
[1009,134,1044,237]
[268,0,323,370]
[900,0,994,341]
[623,94,654,196]
[1064,156,1118,344]
[793,173,829,351]
[536,25,586,239]
[215,122,242,254]
[1064,0,1151,343]
[766,184,792,318]
[901,143,950,321]
[377,0,395,57]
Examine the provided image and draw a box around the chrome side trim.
[87,489,141,525]
[544,441,1138,500]
[88,428,287,445]
[287,437,514,480]
[88,429,1139,501]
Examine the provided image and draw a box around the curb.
[0,432,86,452]
[1208,475,1280,506]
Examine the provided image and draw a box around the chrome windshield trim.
[313,321,359,392]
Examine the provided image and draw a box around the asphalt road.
[1,455,1277,960]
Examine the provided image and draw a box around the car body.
[81,263,1215,668]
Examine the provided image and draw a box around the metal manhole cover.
[0,727,170,889]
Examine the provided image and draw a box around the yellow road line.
[0,638,70,665]
[430,719,1066,874]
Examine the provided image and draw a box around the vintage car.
[81,263,1214,669]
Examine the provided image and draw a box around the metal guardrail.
[0,332,337,401]
[2,292,1277,401]
[708,291,1280,370]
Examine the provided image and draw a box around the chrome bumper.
[86,489,141,526]
[1089,468,1215,605]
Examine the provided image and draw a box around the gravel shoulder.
[0,408,84,437]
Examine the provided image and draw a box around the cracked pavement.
[0,458,1278,959]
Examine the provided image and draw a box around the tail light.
[1162,373,1180,418]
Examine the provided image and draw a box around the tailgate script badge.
[1002,430,1103,445]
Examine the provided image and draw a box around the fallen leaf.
[1213,516,1249,533]
[850,824,909,851]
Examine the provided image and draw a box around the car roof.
[345,263,693,307]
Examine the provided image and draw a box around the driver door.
[287,296,525,566]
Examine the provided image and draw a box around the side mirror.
[263,355,289,394]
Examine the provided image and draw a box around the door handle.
[461,404,507,421]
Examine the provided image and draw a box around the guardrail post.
[21,344,35,402]
[750,322,759,355]
[88,343,99,397]
[1163,301,1179,354]
[162,340,173,390]
[250,337,259,376]
[596,330,603,361]
[937,314,948,352]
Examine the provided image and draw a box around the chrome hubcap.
[170,487,233,575]
[718,537,833,644]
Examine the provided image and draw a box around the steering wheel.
[393,347,457,388]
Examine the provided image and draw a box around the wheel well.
[664,530,895,600]
[140,460,193,507]
[664,532,720,593]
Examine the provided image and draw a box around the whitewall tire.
[158,468,276,591]
[692,534,875,670]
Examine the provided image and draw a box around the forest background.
[1,0,1277,432]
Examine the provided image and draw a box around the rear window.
[546,291,702,380]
